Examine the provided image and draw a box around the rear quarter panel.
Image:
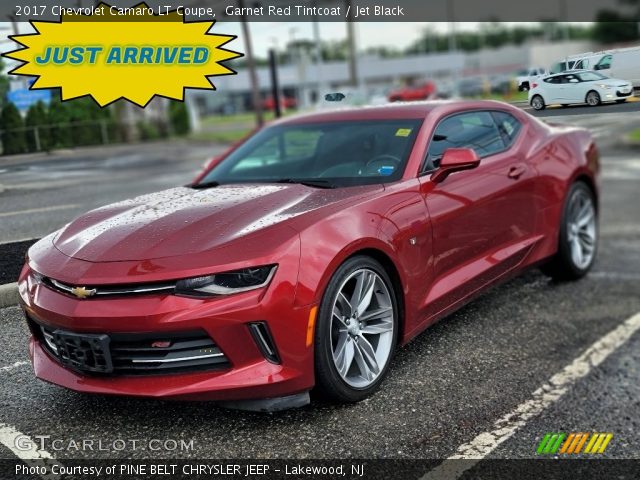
[524,120,599,263]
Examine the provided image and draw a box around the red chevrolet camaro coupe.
[19,100,599,409]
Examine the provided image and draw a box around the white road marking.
[0,424,61,479]
[421,311,640,480]
[0,361,28,373]
[0,204,79,218]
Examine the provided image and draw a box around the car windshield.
[197,119,423,188]
[576,71,608,81]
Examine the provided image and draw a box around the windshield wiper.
[189,181,220,189]
[274,178,336,189]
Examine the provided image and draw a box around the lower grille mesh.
[31,318,229,376]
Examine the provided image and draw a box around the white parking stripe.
[0,361,28,373]
[421,311,640,480]
[0,424,61,479]
[0,204,79,218]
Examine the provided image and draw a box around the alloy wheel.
[566,189,597,269]
[330,268,394,388]
[531,96,543,110]
[587,91,600,106]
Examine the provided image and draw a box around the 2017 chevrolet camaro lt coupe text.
[19,101,600,408]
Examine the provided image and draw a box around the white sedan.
[528,70,633,110]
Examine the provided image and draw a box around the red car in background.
[261,95,297,111]
[20,101,599,409]
[388,81,436,102]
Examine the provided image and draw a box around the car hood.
[53,183,381,262]
[600,78,631,87]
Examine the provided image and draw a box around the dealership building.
[189,39,594,115]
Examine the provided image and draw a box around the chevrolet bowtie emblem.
[70,286,97,299]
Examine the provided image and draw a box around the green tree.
[0,102,26,155]
[47,97,72,148]
[169,101,190,135]
[25,101,50,152]
[592,12,639,44]
[0,59,10,109]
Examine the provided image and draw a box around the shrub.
[0,103,27,155]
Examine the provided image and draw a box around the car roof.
[547,69,592,77]
[272,100,518,125]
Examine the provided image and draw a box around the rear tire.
[531,95,545,111]
[586,90,601,106]
[314,256,399,403]
[541,182,598,281]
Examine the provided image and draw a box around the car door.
[418,111,537,318]
[562,73,584,103]
[541,76,564,103]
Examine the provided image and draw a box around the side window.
[491,112,522,148]
[596,55,612,70]
[423,111,505,172]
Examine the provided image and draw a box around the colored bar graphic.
[573,433,589,454]
[598,434,613,453]
[537,433,613,455]
[559,433,575,454]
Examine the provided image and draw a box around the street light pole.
[345,0,358,87]
[238,0,263,127]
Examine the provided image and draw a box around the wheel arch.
[572,173,599,211]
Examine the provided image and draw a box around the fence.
[0,118,171,155]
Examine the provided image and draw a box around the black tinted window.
[492,112,522,147]
[424,111,505,171]
[544,76,562,84]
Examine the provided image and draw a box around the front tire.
[531,95,545,111]
[314,256,398,402]
[586,90,601,106]
[541,182,598,281]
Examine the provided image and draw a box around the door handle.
[508,163,527,179]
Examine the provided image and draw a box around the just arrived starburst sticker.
[2,2,242,107]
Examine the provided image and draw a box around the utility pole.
[268,49,281,118]
[312,17,324,104]
[345,0,358,87]
[238,0,263,127]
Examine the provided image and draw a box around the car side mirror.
[431,148,480,183]
[569,78,579,83]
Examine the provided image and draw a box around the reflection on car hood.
[53,184,379,262]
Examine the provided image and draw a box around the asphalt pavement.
[0,107,639,477]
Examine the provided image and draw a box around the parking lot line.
[420,311,640,480]
[0,424,61,480]
[0,204,79,218]
[0,361,28,373]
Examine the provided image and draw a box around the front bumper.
[19,264,316,401]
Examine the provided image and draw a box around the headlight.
[175,265,277,296]
[598,84,612,89]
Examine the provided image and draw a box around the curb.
[0,283,19,309]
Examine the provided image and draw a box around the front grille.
[32,319,229,376]
[616,90,632,97]
[44,277,176,299]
